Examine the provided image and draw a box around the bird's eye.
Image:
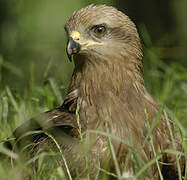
[93,25,106,36]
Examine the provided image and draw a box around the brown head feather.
[66,5,143,95]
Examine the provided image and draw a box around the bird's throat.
[72,55,143,100]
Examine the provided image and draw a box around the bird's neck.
[70,54,144,98]
[68,54,158,132]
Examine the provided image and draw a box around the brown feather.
[10,4,185,180]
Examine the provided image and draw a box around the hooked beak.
[66,37,81,62]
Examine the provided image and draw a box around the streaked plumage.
[10,4,185,180]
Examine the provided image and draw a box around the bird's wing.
[12,89,80,139]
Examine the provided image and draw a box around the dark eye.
[93,25,106,36]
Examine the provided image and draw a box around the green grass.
[0,29,187,179]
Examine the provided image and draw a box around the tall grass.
[0,27,186,179]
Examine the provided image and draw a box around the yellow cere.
[70,31,104,50]
[70,31,81,40]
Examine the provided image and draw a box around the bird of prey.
[10,4,185,180]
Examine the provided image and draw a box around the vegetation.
[0,26,186,179]
[0,0,186,179]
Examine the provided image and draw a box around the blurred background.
[0,0,186,133]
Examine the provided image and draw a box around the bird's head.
[65,4,142,67]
